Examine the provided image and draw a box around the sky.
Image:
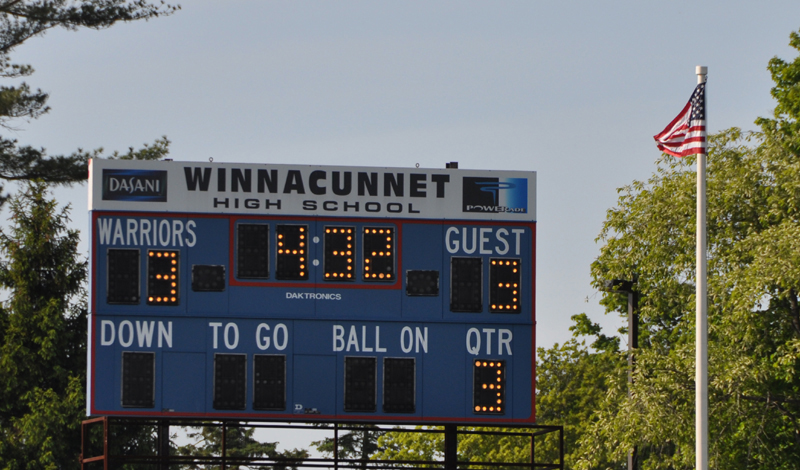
[4,0,800,451]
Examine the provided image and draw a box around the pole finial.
[696,66,708,83]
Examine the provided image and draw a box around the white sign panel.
[89,160,536,221]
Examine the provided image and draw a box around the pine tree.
[0,182,87,469]
[0,1,178,205]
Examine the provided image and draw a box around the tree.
[0,182,87,469]
[311,424,385,469]
[0,1,178,204]
[576,28,800,467]
[176,424,308,470]
[534,314,625,469]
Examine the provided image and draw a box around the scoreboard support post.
[444,424,457,470]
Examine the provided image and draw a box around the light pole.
[602,278,638,470]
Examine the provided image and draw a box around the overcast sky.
[6,0,800,371]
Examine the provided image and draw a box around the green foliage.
[374,427,442,467]
[176,424,308,470]
[579,105,800,467]
[538,319,625,470]
[0,1,178,205]
[312,424,385,469]
[0,182,87,469]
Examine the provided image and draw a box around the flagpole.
[695,65,708,470]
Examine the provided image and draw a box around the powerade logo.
[102,169,167,202]
[462,177,527,213]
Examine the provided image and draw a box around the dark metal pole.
[334,423,339,470]
[103,417,109,470]
[158,420,170,470]
[530,432,535,470]
[221,421,227,470]
[628,291,639,470]
[444,425,457,470]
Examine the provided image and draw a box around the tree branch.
[789,288,800,337]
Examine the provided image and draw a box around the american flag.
[653,82,706,157]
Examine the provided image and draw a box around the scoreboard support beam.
[80,418,564,469]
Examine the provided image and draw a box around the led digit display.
[473,359,505,414]
[489,258,521,313]
[363,227,395,281]
[192,265,226,292]
[237,224,269,279]
[406,270,440,296]
[253,355,286,410]
[324,226,355,281]
[147,250,179,306]
[383,358,415,413]
[344,356,376,412]
[450,257,483,312]
[213,354,247,410]
[107,248,140,304]
[276,225,308,280]
[121,352,155,408]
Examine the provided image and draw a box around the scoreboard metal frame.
[87,159,537,424]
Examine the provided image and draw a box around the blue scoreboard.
[87,159,537,424]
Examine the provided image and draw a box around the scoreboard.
[87,159,536,424]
